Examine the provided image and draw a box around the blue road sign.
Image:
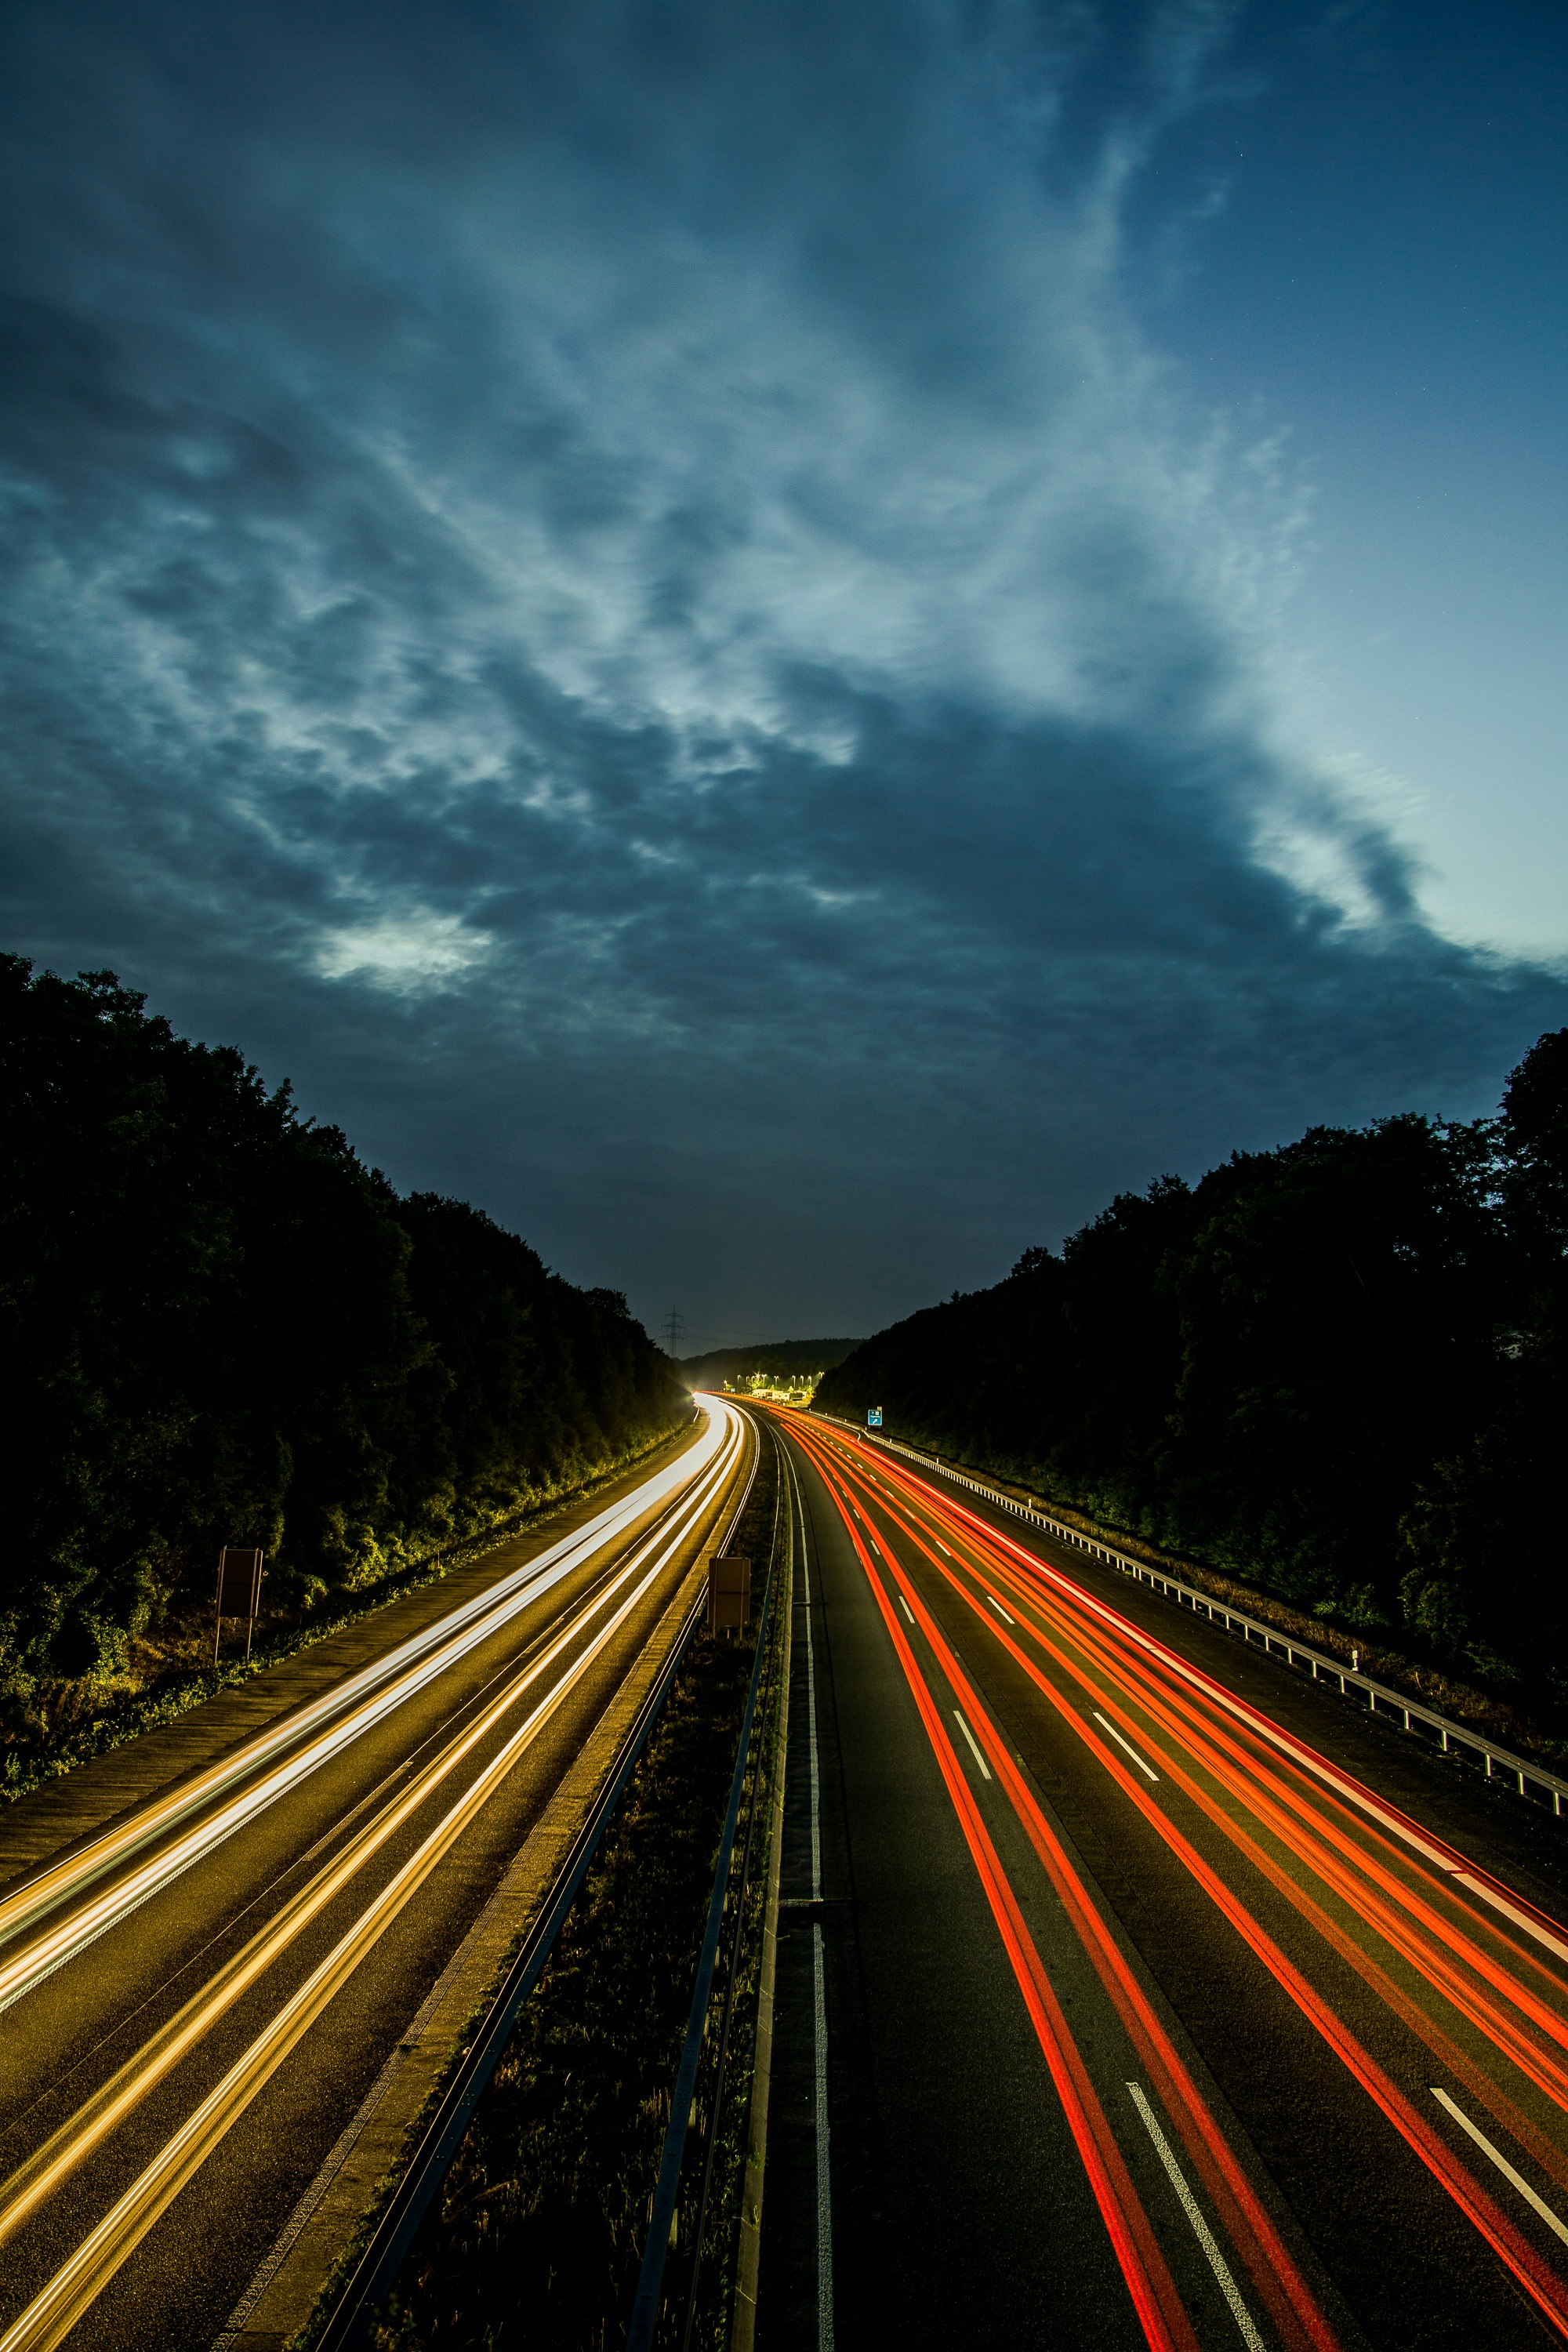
[867,1407,883,1427]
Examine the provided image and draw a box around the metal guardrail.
[627,1449,785,2351]
[814,1414,1568,1821]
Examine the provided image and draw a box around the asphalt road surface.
[757,1408,1568,2352]
[0,1397,751,2352]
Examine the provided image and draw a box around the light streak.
[792,1416,1568,2341]
[872,1468,1568,2171]
[0,1428,737,2250]
[847,1427,1568,1962]
[0,1403,748,2350]
[793,1424,1338,2352]
[829,1428,1568,2049]
[0,1405,739,2018]
[847,1508,1202,2352]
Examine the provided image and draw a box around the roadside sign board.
[867,1407,883,1427]
[216,1547,264,1615]
[214,1546,266,1664]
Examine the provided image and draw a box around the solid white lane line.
[1127,2084,1265,2352]
[985,1594,1016,1626]
[1093,1711,1159,1783]
[785,1442,833,2351]
[813,1922,835,2352]
[897,1594,915,1624]
[953,1711,992,1781]
[1431,2088,1568,2246]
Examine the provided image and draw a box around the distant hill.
[677,1338,862,1390]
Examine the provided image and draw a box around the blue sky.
[2,0,1563,1344]
[1143,1,1567,961]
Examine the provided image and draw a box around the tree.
[0,955,684,1721]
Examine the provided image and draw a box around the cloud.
[0,0,1562,1336]
[314,912,495,991]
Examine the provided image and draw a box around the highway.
[757,1407,1568,2352]
[0,1396,751,2352]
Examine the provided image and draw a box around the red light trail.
[776,1407,1568,2348]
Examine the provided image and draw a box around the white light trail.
[0,1403,738,2018]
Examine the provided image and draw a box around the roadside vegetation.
[0,1426,685,1808]
[816,1029,1568,1731]
[0,954,686,1788]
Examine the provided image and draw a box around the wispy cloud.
[0,0,1560,1330]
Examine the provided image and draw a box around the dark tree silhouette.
[815,1033,1568,1704]
[0,954,684,1713]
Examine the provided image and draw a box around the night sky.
[3,2,1565,1345]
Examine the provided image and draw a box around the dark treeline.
[815,1031,1568,1708]
[0,956,684,1715]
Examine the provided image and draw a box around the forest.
[815,1030,1568,1708]
[0,955,685,1723]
